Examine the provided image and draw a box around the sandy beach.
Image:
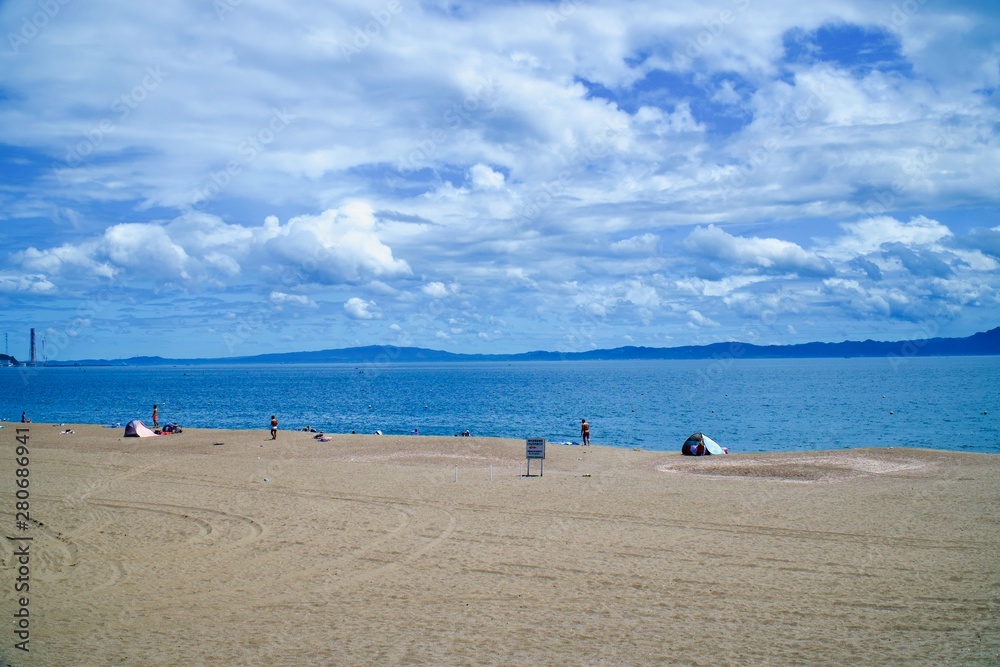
[1,423,998,666]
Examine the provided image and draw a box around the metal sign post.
[525,438,546,477]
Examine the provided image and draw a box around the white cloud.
[422,281,461,298]
[269,291,317,308]
[344,297,378,320]
[0,274,57,294]
[12,204,409,290]
[625,280,660,309]
[610,233,658,254]
[683,225,834,276]
[831,215,952,258]
[711,80,742,106]
[470,163,505,189]
[687,310,720,328]
[263,204,411,284]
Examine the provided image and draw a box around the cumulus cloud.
[831,216,952,258]
[687,310,720,328]
[682,225,835,276]
[625,280,660,309]
[610,233,658,254]
[470,164,505,189]
[958,227,1000,260]
[849,257,883,281]
[881,242,954,279]
[0,274,57,294]
[422,281,460,298]
[344,297,379,320]
[15,244,116,279]
[11,203,409,290]
[262,204,411,284]
[269,291,317,308]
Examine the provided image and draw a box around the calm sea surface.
[2,357,997,454]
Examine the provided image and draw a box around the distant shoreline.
[11,325,1000,366]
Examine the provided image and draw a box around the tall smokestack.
[30,328,36,366]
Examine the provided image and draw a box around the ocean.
[1,356,997,454]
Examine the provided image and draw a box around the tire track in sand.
[260,487,459,595]
[87,499,265,547]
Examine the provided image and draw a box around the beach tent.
[681,432,725,456]
[124,420,159,437]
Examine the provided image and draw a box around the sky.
[1,0,999,361]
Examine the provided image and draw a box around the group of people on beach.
[264,413,595,444]
[9,406,594,445]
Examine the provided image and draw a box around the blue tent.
[681,432,725,456]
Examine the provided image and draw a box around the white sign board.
[526,438,546,459]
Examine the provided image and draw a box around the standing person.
[270,415,278,440]
[581,418,591,446]
[152,404,159,428]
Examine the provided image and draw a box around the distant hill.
[0,353,18,365]
[44,327,1000,366]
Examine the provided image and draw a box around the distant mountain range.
[38,326,1000,366]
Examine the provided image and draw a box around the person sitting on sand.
[270,415,278,440]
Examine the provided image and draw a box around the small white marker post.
[524,438,546,477]
[454,465,458,483]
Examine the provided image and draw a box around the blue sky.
[1,0,999,360]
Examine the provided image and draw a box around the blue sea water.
[1,356,997,454]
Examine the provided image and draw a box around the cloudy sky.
[1,0,998,360]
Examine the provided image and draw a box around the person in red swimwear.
[581,418,591,445]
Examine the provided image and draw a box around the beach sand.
[1,424,998,665]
